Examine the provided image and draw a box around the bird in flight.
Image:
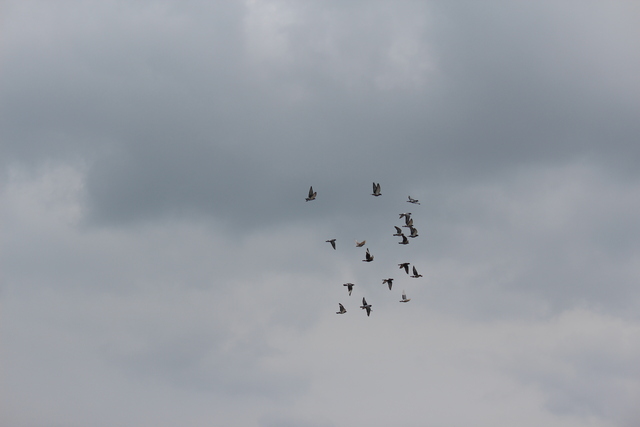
[343,282,354,296]
[407,196,420,205]
[382,278,394,290]
[399,212,411,220]
[398,262,410,274]
[408,226,418,238]
[402,217,414,228]
[336,303,347,314]
[326,239,336,250]
[371,182,382,197]
[398,234,409,245]
[400,291,411,303]
[363,248,374,262]
[305,186,317,201]
[355,239,366,247]
[411,265,423,278]
[393,226,403,237]
[360,297,372,316]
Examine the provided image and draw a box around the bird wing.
[308,186,314,197]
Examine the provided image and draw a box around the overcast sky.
[2,1,640,426]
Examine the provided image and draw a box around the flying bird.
[326,239,336,250]
[343,282,354,296]
[398,262,410,274]
[363,248,374,262]
[407,196,420,205]
[371,182,381,197]
[399,212,412,220]
[393,226,403,237]
[398,234,409,245]
[360,297,372,316]
[402,217,414,228]
[305,186,317,201]
[408,226,418,238]
[400,291,411,303]
[382,278,394,290]
[355,239,366,247]
[411,265,423,278]
[336,303,347,314]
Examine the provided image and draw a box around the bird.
[400,291,411,303]
[399,212,412,220]
[402,217,414,228]
[382,278,394,290]
[305,186,317,201]
[343,282,354,296]
[360,297,372,316]
[326,239,336,250]
[411,265,423,278]
[355,239,366,247]
[371,182,381,197]
[407,196,420,205]
[398,234,409,245]
[398,262,410,274]
[393,226,403,237]
[336,303,347,314]
[408,226,418,238]
[363,248,374,262]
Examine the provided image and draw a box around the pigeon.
[407,196,420,205]
[336,303,347,314]
[343,282,355,296]
[355,239,366,247]
[360,297,372,316]
[408,226,418,238]
[393,226,403,236]
[398,262,410,274]
[399,212,412,220]
[371,182,381,197]
[398,234,409,245]
[363,248,374,262]
[382,278,394,290]
[411,265,423,278]
[326,239,336,250]
[305,186,317,201]
[400,291,411,303]
[402,217,414,228]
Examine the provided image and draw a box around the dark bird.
[411,265,423,278]
[326,239,336,250]
[398,262,410,274]
[363,248,374,262]
[382,278,394,290]
[398,234,409,245]
[400,291,411,303]
[360,297,372,316]
[407,196,420,205]
[355,239,366,247]
[393,226,403,236]
[343,282,355,296]
[408,226,418,238]
[336,303,347,314]
[399,212,412,220]
[402,217,414,228]
[305,186,317,201]
[371,182,381,197]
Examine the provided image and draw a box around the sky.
[2,1,640,426]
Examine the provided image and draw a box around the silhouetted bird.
[407,196,420,205]
[398,234,409,245]
[326,239,336,250]
[363,248,374,262]
[371,182,381,197]
[343,283,354,296]
[360,297,372,316]
[411,266,423,278]
[305,186,317,201]
[336,303,347,314]
[383,278,394,290]
[398,263,410,274]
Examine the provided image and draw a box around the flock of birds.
[306,183,422,317]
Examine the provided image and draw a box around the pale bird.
[355,239,366,247]
[400,291,411,303]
